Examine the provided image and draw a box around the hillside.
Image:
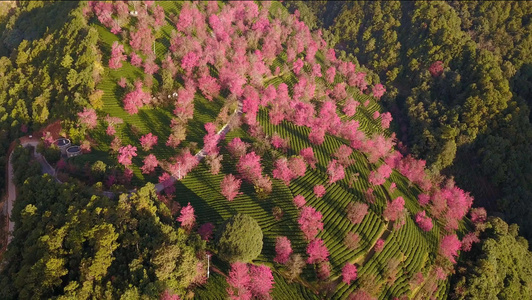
[2,1,530,300]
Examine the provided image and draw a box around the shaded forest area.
[285,1,532,242]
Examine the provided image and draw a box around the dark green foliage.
[451,218,532,299]
[36,142,61,165]
[10,144,41,186]
[215,213,264,263]
[0,176,204,299]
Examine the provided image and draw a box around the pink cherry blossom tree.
[227,137,249,158]
[140,154,158,174]
[461,232,480,252]
[249,265,274,298]
[334,145,354,166]
[158,172,176,195]
[372,84,386,99]
[374,239,385,252]
[327,159,345,184]
[306,238,329,264]
[380,112,393,129]
[415,211,433,232]
[429,61,444,77]
[289,156,307,178]
[181,51,200,75]
[203,122,220,156]
[299,206,324,241]
[344,232,361,250]
[109,41,127,69]
[317,262,331,281]
[118,145,137,167]
[273,157,295,186]
[342,263,358,285]
[326,66,336,84]
[198,74,221,101]
[293,195,306,209]
[312,63,322,77]
[342,98,360,117]
[177,202,196,231]
[347,202,369,225]
[227,262,252,300]
[168,149,198,179]
[221,174,242,201]
[368,163,393,186]
[292,58,304,75]
[139,133,158,151]
[439,234,461,263]
[274,236,293,264]
[106,125,116,136]
[78,108,98,129]
[300,147,317,169]
[418,194,431,206]
[237,152,263,183]
[160,289,180,300]
[143,56,160,75]
[271,134,289,150]
[314,185,326,198]
[383,196,405,222]
[123,80,151,115]
[470,207,487,224]
[130,52,143,67]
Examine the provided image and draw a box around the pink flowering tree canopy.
[237,152,263,183]
[226,262,252,300]
[327,159,345,184]
[228,137,249,158]
[342,263,358,285]
[272,157,295,186]
[78,108,98,129]
[139,133,158,151]
[300,147,317,169]
[118,145,137,167]
[383,196,406,222]
[415,211,433,232]
[177,202,196,231]
[374,239,385,252]
[249,264,274,299]
[372,83,386,99]
[314,185,326,198]
[347,202,369,225]
[306,238,329,264]
[298,206,324,241]
[274,236,293,264]
[429,61,444,77]
[140,154,158,174]
[221,174,242,201]
[439,234,461,263]
[293,195,306,209]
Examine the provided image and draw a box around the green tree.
[215,213,263,263]
[451,217,532,299]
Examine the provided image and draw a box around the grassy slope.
[85,1,462,299]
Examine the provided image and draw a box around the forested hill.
[286,1,532,241]
[0,1,99,197]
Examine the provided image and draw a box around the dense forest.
[1,145,205,299]
[0,1,99,196]
[286,1,532,242]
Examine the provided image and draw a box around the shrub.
[215,213,263,263]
